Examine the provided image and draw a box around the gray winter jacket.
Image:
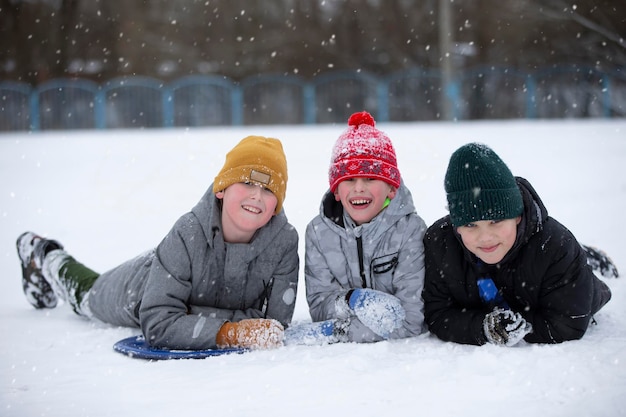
[88,185,299,349]
[304,183,427,342]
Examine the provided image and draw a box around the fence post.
[303,83,315,124]
[525,74,537,119]
[602,75,611,118]
[163,86,174,127]
[447,80,461,120]
[230,85,243,126]
[377,79,389,122]
[439,0,455,121]
[94,89,106,129]
[29,90,39,131]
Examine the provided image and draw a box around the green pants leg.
[42,249,100,317]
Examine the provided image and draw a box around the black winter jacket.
[422,177,611,345]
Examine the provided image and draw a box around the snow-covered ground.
[1,119,625,417]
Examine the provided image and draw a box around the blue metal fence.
[1,65,624,131]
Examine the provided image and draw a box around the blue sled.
[113,335,248,360]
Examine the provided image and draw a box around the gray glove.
[483,308,533,347]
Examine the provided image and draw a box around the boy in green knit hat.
[422,142,617,346]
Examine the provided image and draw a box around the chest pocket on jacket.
[370,253,399,288]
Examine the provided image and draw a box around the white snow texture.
[1,119,625,417]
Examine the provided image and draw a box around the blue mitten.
[348,289,405,338]
[284,319,349,346]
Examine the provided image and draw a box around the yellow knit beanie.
[213,136,288,214]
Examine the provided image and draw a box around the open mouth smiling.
[350,199,371,206]
[242,205,262,214]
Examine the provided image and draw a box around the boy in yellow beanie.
[16,136,299,351]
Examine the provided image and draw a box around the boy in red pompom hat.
[285,111,428,345]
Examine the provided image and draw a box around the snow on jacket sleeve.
[184,238,299,328]
[422,218,489,346]
[138,212,299,350]
[184,223,299,329]
[383,214,427,340]
[262,235,299,327]
[305,224,385,342]
[521,219,604,344]
[304,220,389,342]
[305,218,350,322]
[305,211,427,343]
[138,215,223,350]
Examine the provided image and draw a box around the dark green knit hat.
[445,143,523,227]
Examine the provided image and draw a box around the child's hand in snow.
[216,318,284,349]
[347,289,405,338]
[483,308,532,347]
[283,319,349,346]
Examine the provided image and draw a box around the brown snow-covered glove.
[216,318,284,350]
[483,308,532,347]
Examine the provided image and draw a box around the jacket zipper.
[356,236,367,288]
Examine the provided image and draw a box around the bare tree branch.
[540,4,626,50]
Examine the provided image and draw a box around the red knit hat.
[328,111,401,193]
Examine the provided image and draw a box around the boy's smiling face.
[456,217,521,264]
[333,177,396,226]
[217,182,277,243]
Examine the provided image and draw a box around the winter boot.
[16,231,64,309]
[41,249,100,317]
[582,245,619,278]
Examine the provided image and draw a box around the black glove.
[483,308,533,347]
[582,245,619,278]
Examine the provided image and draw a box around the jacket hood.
[191,183,290,254]
[515,176,548,243]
